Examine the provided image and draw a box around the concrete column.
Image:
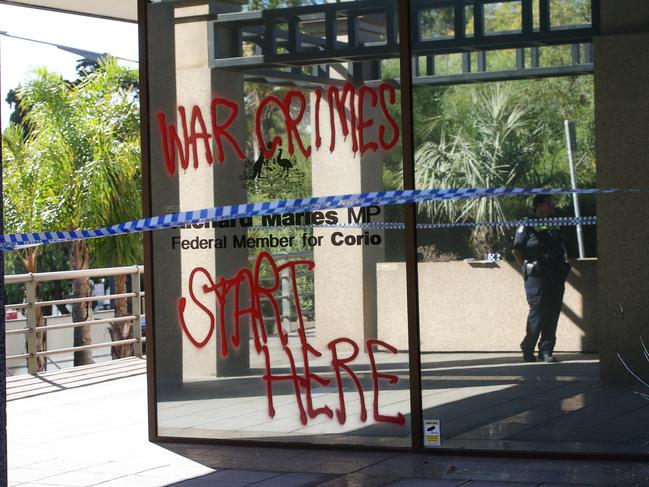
[175,5,218,380]
[210,5,250,377]
[174,2,248,380]
[148,2,182,388]
[311,88,385,350]
[595,0,649,382]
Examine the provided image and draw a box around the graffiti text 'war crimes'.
[157,83,399,176]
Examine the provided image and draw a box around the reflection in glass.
[412,0,648,456]
[148,0,410,447]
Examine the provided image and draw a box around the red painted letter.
[358,87,378,155]
[328,83,358,153]
[210,97,245,163]
[378,83,399,151]
[283,90,311,158]
[157,107,191,176]
[256,96,284,159]
[314,88,322,150]
[366,339,406,425]
[178,267,216,348]
[328,337,367,424]
[190,105,213,168]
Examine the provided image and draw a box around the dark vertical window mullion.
[138,0,158,442]
[426,55,435,76]
[522,0,533,34]
[477,50,486,72]
[265,14,277,56]
[539,0,550,32]
[474,2,484,39]
[591,0,601,35]
[325,5,336,52]
[288,17,299,54]
[454,0,466,40]
[0,9,7,481]
[398,0,423,451]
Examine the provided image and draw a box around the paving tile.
[27,471,122,487]
[94,477,166,487]
[253,472,337,486]
[8,467,69,483]
[77,461,173,476]
[570,405,649,444]
[9,453,52,468]
[170,480,249,487]
[497,458,649,486]
[160,443,227,458]
[507,389,648,443]
[167,469,280,485]
[358,453,506,480]
[14,458,77,471]
[271,450,398,475]
[461,482,538,487]
[440,381,603,439]
[15,484,80,487]
[134,464,217,482]
[205,449,394,474]
[385,480,465,486]
[538,484,599,487]
[185,444,307,470]
[197,469,280,484]
[315,472,402,487]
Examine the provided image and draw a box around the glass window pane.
[147,0,410,447]
[412,0,648,457]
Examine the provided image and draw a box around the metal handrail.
[36,292,140,308]
[35,315,137,332]
[6,353,30,360]
[6,328,30,336]
[5,265,144,284]
[4,265,145,374]
[36,338,138,357]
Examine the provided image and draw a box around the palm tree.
[2,123,56,371]
[18,59,141,365]
[91,150,142,359]
[415,84,541,256]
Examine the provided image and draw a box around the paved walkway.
[6,358,649,486]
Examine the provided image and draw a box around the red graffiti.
[179,252,406,427]
[328,84,358,153]
[157,82,400,176]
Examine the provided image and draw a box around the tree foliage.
[415,84,543,254]
[412,73,594,257]
[4,58,141,364]
[18,60,140,233]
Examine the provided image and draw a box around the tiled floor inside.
[156,332,649,454]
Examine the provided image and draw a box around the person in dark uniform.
[512,194,571,363]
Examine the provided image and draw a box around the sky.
[0,4,139,130]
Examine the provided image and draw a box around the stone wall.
[377,260,597,352]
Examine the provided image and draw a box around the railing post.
[131,270,143,357]
[24,278,38,374]
[280,267,292,332]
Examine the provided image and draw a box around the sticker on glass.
[424,419,441,447]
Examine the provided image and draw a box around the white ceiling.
[0,0,137,22]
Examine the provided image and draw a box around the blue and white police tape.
[244,216,597,232]
[0,186,627,250]
[1,216,596,251]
